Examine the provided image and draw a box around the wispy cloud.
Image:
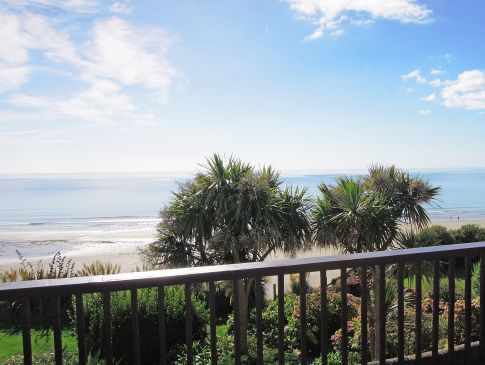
[8,80,157,125]
[109,1,133,15]
[283,0,432,40]
[430,69,445,75]
[418,109,431,115]
[0,2,181,125]
[402,69,427,84]
[3,0,101,13]
[420,93,437,102]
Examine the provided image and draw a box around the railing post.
[76,293,87,365]
[464,256,472,363]
[185,283,193,365]
[448,258,455,364]
[415,261,422,364]
[255,277,264,365]
[131,289,141,365]
[341,268,348,365]
[53,296,63,365]
[360,267,368,365]
[397,263,404,365]
[300,272,308,365]
[103,291,113,365]
[320,270,328,365]
[376,264,386,365]
[278,274,285,365]
[432,259,440,365]
[158,286,167,365]
[233,279,242,365]
[209,281,218,365]
[481,253,485,364]
[21,298,32,365]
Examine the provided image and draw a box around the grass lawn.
[0,330,78,363]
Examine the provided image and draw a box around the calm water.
[0,169,484,260]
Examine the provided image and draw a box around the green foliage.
[311,165,440,254]
[144,153,311,268]
[454,224,485,243]
[310,352,359,365]
[76,261,121,276]
[81,286,209,365]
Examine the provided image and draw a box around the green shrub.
[416,226,456,246]
[310,351,359,365]
[239,288,358,357]
[454,224,485,243]
[81,286,209,365]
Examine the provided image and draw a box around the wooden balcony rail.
[2,242,485,365]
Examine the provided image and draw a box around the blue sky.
[1,0,485,173]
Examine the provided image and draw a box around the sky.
[1,0,485,174]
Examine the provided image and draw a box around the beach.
[1,219,484,276]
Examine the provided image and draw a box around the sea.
[1,168,485,263]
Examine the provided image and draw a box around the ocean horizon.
[1,167,485,262]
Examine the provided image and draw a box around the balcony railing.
[1,242,485,365]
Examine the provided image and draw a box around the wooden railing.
[2,242,485,365]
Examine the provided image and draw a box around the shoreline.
[1,219,485,274]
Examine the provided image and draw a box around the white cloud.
[441,70,485,110]
[0,66,32,92]
[402,69,427,84]
[0,2,181,125]
[429,79,442,87]
[82,17,180,103]
[420,93,436,102]
[283,0,431,40]
[418,109,431,115]
[7,79,157,125]
[430,69,445,75]
[109,1,133,15]
[405,87,414,93]
[0,9,79,91]
[3,0,100,13]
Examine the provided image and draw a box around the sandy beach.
[1,219,484,281]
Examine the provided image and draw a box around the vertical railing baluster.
[131,289,141,365]
[53,296,63,365]
[233,279,242,365]
[341,268,348,365]
[278,274,285,365]
[415,261,422,364]
[158,286,167,365]
[320,270,328,365]
[185,283,193,365]
[432,259,440,365]
[300,272,308,365]
[255,277,264,365]
[448,257,455,363]
[209,281,217,365]
[377,264,386,365]
[21,298,32,365]
[103,291,113,365]
[464,256,472,363]
[360,267,368,365]
[481,253,485,364]
[397,263,404,365]
[76,294,87,365]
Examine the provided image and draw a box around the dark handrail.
[1,241,485,299]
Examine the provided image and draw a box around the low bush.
[81,286,209,365]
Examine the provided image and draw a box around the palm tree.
[311,166,439,359]
[145,154,311,353]
[311,176,398,254]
